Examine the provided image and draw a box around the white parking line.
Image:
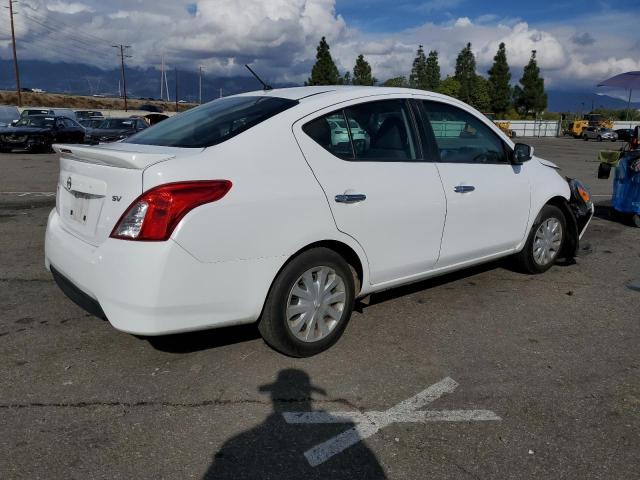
[282,377,501,467]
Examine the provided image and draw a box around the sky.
[0,0,639,90]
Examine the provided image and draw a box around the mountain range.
[1,59,638,112]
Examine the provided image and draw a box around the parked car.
[75,110,104,121]
[615,128,634,142]
[0,105,20,127]
[582,126,618,141]
[327,116,369,154]
[84,117,148,144]
[45,86,594,356]
[20,108,77,121]
[139,104,163,113]
[0,115,84,152]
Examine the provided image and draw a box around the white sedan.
[45,86,594,357]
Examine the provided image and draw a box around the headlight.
[568,178,592,205]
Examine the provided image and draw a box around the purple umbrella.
[597,71,640,121]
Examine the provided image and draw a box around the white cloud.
[1,0,638,89]
[454,17,472,28]
[47,1,94,14]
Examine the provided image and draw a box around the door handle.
[454,185,475,193]
[335,193,367,203]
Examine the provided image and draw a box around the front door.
[417,99,531,266]
[293,97,447,285]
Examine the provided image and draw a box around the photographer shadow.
[203,369,386,480]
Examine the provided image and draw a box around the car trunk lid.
[52,143,200,246]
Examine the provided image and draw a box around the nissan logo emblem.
[66,177,72,191]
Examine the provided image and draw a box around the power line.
[17,4,114,48]
[18,12,113,56]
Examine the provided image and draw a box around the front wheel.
[597,135,602,142]
[583,135,588,141]
[258,247,355,357]
[514,205,566,274]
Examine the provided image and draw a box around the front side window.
[302,99,419,162]
[420,101,508,164]
[125,96,298,148]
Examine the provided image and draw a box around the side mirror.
[512,143,533,165]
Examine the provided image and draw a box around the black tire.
[583,135,588,141]
[597,135,602,142]
[632,214,640,228]
[514,204,566,274]
[258,247,355,357]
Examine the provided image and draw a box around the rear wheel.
[514,205,566,274]
[258,247,355,357]
[583,135,588,141]
[597,135,602,142]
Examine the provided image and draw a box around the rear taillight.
[110,180,232,241]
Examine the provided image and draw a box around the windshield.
[22,109,50,117]
[125,96,298,148]
[98,119,136,129]
[15,116,55,128]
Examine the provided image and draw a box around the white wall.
[497,120,560,137]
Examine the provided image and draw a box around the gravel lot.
[0,137,638,479]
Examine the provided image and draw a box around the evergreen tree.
[307,37,340,85]
[352,54,374,86]
[454,42,476,104]
[382,76,409,88]
[409,45,428,89]
[514,50,547,116]
[425,50,441,90]
[437,76,460,98]
[342,71,352,85]
[487,42,512,115]
[470,75,491,112]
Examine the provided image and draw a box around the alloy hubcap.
[533,217,563,266]
[286,266,346,343]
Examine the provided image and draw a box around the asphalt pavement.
[0,137,638,479]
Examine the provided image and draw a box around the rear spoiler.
[53,144,176,170]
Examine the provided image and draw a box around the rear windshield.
[15,116,55,128]
[22,109,50,116]
[99,119,136,129]
[125,96,298,148]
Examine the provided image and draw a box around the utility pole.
[7,0,21,106]
[112,44,131,111]
[198,65,204,104]
[175,67,178,112]
[160,54,165,100]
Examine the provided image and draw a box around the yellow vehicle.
[483,113,516,138]
[566,120,589,138]
[566,114,614,138]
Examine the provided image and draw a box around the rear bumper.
[45,209,281,335]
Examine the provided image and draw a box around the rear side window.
[126,96,298,148]
[420,101,508,164]
[302,99,419,162]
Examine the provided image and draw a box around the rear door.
[294,97,447,285]
[417,99,531,266]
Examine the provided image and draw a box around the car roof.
[234,85,453,102]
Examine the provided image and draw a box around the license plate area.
[68,192,91,225]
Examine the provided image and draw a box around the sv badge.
[112,196,122,202]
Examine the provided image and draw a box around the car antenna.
[245,64,273,91]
